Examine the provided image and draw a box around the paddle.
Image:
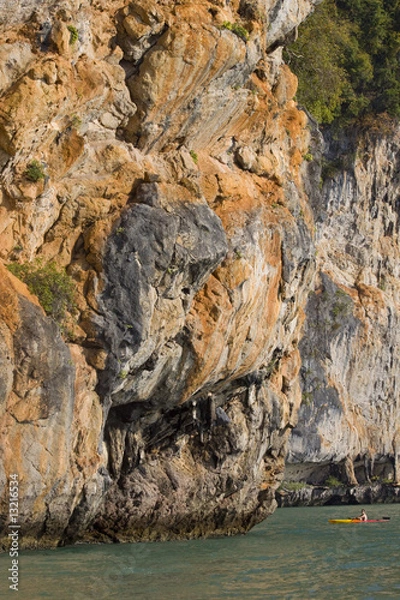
[347,516,391,521]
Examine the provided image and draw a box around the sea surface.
[1,504,400,599]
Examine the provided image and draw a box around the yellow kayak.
[329,518,390,524]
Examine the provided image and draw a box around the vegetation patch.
[189,150,198,164]
[301,391,313,406]
[221,21,249,42]
[325,475,342,487]
[67,25,79,45]
[24,160,46,182]
[279,481,308,491]
[285,0,400,126]
[7,259,76,325]
[70,114,82,128]
[331,289,352,320]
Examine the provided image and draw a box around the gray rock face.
[87,178,314,543]
[0,0,50,27]
[291,272,360,463]
[287,127,400,487]
[277,483,400,507]
[93,380,290,542]
[267,0,324,49]
[97,187,228,406]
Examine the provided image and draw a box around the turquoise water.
[1,504,400,599]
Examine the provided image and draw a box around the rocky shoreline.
[276,483,400,508]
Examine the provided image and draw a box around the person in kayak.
[356,509,368,521]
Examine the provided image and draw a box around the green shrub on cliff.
[285,0,400,125]
[25,160,46,182]
[221,21,249,42]
[278,480,308,491]
[67,25,79,45]
[7,259,76,325]
[189,150,198,164]
[325,475,342,487]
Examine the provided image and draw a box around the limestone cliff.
[0,0,322,548]
[285,125,400,491]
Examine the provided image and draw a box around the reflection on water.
[1,504,400,599]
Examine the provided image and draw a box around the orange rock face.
[0,264,105,548]
[0,0,319,547]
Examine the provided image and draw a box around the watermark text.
[8,474,19,591]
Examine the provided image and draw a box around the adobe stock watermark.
[8,474,20,592]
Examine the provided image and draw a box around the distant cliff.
[285,124,400,492]
[0,0,323,549]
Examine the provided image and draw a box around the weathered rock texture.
[277,482,400,508]
[0,0,322,548]
[286,126,400,490]
[0,264,105,547]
